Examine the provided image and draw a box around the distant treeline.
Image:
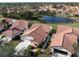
[0,3,79,7]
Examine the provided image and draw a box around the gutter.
[42,36,51,49]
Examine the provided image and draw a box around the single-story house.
[14,23,52,55]
[10,20,29,32]
[21,23,52,47]
[2,20,29,39]
[50,25,78,57]
[0,18,17,32]
[2,28,22,39]
[56,25,79,41]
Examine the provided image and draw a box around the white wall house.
[14,36,34,56]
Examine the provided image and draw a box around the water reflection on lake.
[42,16,74,23]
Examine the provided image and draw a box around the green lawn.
[0,40,20,57]
[49,22,79,29]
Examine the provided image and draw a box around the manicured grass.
[49,22,79,29]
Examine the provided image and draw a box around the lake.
[42,16,74,23]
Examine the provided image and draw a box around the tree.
[23,45,33,57]
[73,43,79,56]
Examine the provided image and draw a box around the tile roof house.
[50,25,78,57]
[2,28,22,39]
[2,20,29,39]
[21,23,52,47]
[30,23,52,33]
[13,19,53,56]
[0,18,17,32]
[10,20,29,31]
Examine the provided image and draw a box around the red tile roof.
[50,28,72,47]
[50,33,77,54]
[50,25,78,54]
[50,33,64,47]
[30,23,52,33]
[63,33,77,53]
[2,28,21,38]
[22,24,50,45]
[56,25,72,34]
[73,27,79,37]
[2,20,29,38]
[10,20,29,31]
[22,25,40,35]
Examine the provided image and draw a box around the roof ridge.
[62,33,65,46]
[22,25,41,35]
[62,33,76,53]
[28,25,41,35]
[60,28,72,34]
[56,28,73,47]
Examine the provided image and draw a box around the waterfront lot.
[0,22,79,57]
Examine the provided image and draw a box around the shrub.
[0,41,18,57]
